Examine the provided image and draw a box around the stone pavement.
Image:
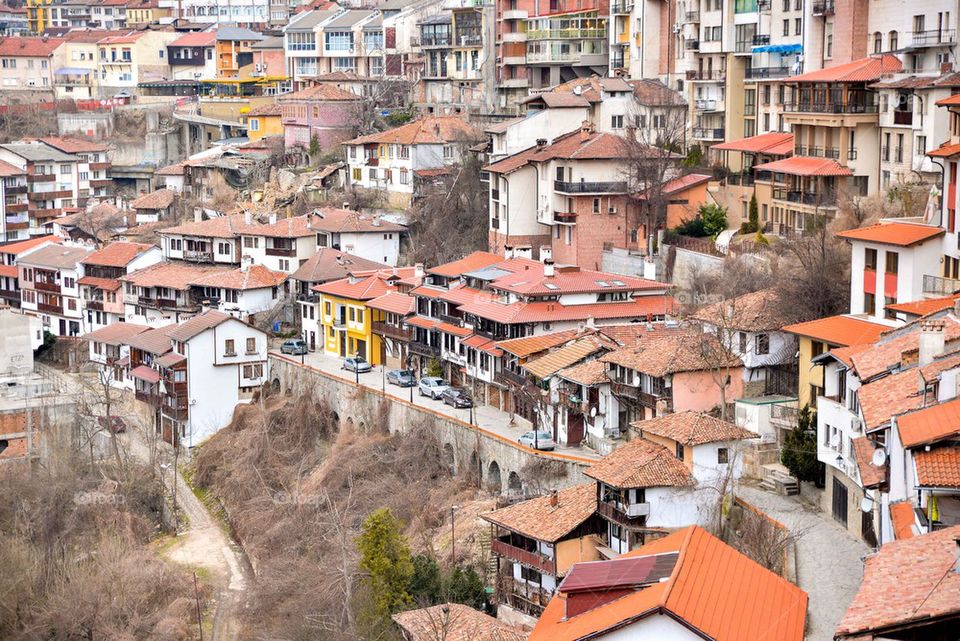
[737,484,869,641]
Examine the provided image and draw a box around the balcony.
[559,390,585,410]
[686,69,725,81]
[527,28,606,40]
[265,246,296,257]
[893,110,914,126]
[89,179,112,189]
[501,8,528,19]
[554,180,627,194]
[85,300,104,311]
[27,174,55,184]
[408,341,441,358]
[4,184,27,194]
[795,145,840,159]
[685,10,699,21]
[496,368,526,387]
[923,274,960,296]
[491,538,556,575]
[772,188,838,207]
[910,29,957,47]
[36,301,61,314]
[526,49,580,63]
[783,101,879,114]
[610,381,640,400]
[685,39,700,51]
[34,280,61,293]
[553,211,577,224]
[421,36,451,47]
[32,208,63,219]
[182,249,214,262]
[692,127,725,140]
[696,99,723,112]
[135,390,162,406]
[501,31,527,43]
[752,34,770,45]
[372,320,413,341]
[596,500,648,528]
[6,203,27,213]
[734,40,754,54]
[610,0,633,13]
[89,162,111,171]
[491,188,500,201]
[29,189,72,201]
[500,76,530,88]
[812,0,834,14]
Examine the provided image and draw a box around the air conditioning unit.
[673,23,681,34]
[626,502,650,517]
[608,206,618,214]
[255,63,263,72]
[850,415,863,433]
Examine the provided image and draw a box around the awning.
[928,142,960,158]
[752,44,802,54]
[130,365,160,383]
[55,67,91,75]
[754,155,853,177]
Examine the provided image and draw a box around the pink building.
[278,83,361,152]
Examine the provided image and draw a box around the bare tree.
[775,219,851,322]
[350,77,416,139]
[75,364,126,471]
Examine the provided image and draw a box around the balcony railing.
[686,69,725,81]
[34,280,61,293]
[265,247,296,257]
[408,341,441,358]
[796,145,840,159]
[496,368,526,387]
[421,35,451,47]
[696,99,721,111]
[923,274,960,295]
[893,110,914,126]
[554,180,627,194]
[183,249,214,262]
[685,39,700,50]
[553,211,577,223]
[685,10,699,21]
[726,173,755,186]
[611,0,634,13]
[910,29,957,46]
[812,0,834,14]
[372,320,413,341]
[36,301,61,314]
[752,34,770,45]
[692,127,725,139]
[772,188,838,206]
[527,28,606,40]
[783,101,879,114]
[491,538,556,575]
[135,390,163,406]
[596,500,647,528]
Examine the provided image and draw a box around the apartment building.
[18,243,92,337]
[415,2,489,114]
[0,235,59,307]
[54,29,116,99]
[126,0,172,26]
[39,136,111,204]
[79,241,162,331]
[0,36,64,93]
[283,9,341,86]
[0,159,28,242]
[118,261,226,326]
[278,82,361,151]
[96,29,180,93]
[0,141,82,236]
[167,30,217,81]
[342,115,482,208]
[214,25,264,79]
[82,321,151,390]
[158,0,270,28]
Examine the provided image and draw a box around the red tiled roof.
[492,265,667,297]
[459,294,678,325]
[290,248,386,284]
[39,136,108,153]
[859,367,927,430]
[482,483,596,542]
[786,53,902,83]
[782,314,888,346]
[835,525,960,638]
[927,140,960,157]
[278,83,360,102]
[754,155,853,177]
[497,329,582,357]
[0,234,60,256]
[0,37,64,57]
[309,208,405,233]
[531,526,807,641]
[366,291,414,315]
[82,241,154,268]
[78,276,121,291]
[437,322,472,337]
[345,116,481,146]
[169,30,216,47]
[315,268,413,301]
[406,316,441,330]
[888,501,916,540]
[190,264,287,290]
[120,262,227,291]
[131,188,175,210]
[632,411,757,446]
[897,397,960,447]
[484,127,663,174]
[247,103,282,117]
[852,436,886,488]
[0,264,16,278]
[393,603,527,641]
[584,437,694,488]
[886,294,960,317]
[131,364,160,383]
[636,173,712,200]
[712,132,794,155]
[600,330,741,377]
[935,93,960,106]
[82,321,149,345]
[98,31,145,45]
[166,310,235,342]
[914,445,960,488]
[836,222,944,246]
[0,158,23,177]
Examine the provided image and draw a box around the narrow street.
[737,484,869,641]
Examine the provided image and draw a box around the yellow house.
[246,103,282,142]
[126,0,172,26]
[315,269,411,365]
[782,315,888,408]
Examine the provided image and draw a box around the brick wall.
[550,194,636,270]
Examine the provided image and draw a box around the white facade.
[238,233,317,273]
[847,233,941,321]
[159,0,270,25]
[315,229,402,266]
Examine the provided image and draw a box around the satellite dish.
[860,497,873,513]
[590,406,597,418]
[872,449,887,467]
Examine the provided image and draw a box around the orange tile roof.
[278,83,361,102]
[315,268,412,301]
[636,173,712,200]
[494,266,666,297]
[523,337,608,380]
[345,115,481,146]
[897,397,960,447]
[852,436,886,488]
[309,208,405,234]
[38,136,108,154]
[691,288,801,332]
[926,140,960,157]
[836,221,944,246]
[482,483,597,543]
[0,264,16,278]
[836,525,960,638]
[786,53,902,83]
[584,437,694,488]
[130,188,175,211]
[460,294,678,325]
[428,250,503,277]
[935,93,960,106]
[558,359,609,386]
[859,368,926,431]
[712,132,794,155]
[366,291,414,315]
[600,331,741,377]
[437,321,472,337]
[393,603,527,641]
[0,234,60,256]
[886,294,960,317]
[914,445,960,488]
[531,526,807,641]
[189,264,287,290]
[290,248,386,284]
[782,314,888,346]
[167,310,234,342]
[81,321,150,345]
[78,276,121,291]
[82,241,154,268]
[632,411,757,446]
[0,37,64,57]
[120,262,228,291]
[754,155,854,177]
[497,329,582,357]
[0,158,23,177]
[169,30,217,47]
[888,501,916,541]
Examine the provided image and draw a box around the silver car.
[518,430,557,451]
[342,357,372,373]
[418,376,449,399]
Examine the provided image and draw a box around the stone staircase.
[759,463,800,496]
[477,524,498,585]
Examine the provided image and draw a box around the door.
[338,332,346,356]
[861,510,877,547]
[566,412,585,446]
[309,331,315,351]
[59,318,66,335]
[832,477,848,525]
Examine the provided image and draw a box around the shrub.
[699,203,728,237]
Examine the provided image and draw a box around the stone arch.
[507,471,522,494]
[345,416,354,430]
[270,378,281,394]
[469,450,480,486]
[442,442,456,475]
[486,460,502,493]
[359,420,366,433]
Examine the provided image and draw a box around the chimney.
[268,213,277,224]
[942,62,955,74]
[535,138,547,150]
[549,490,558,507]
[433,123,441,137]
[240,255,252,272]
[919,319,946,366]
[514,245,532,260]
[343,201,350,210]
[543,258,555,278]
[414,262,424,279]
[244,210,252,224]
[371,216,381,227]
[579,120,593,142]
[193,207,202,223]
[504,244,514,259]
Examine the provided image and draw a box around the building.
[130,188,176,223]
[342,115,482,208]
[309,207,405,266]
[187,259,287,323]
[95,30,181,94]
[0,234,60,307]
[0,36,64,93]
[529,526,807,641]
[482,483,604,621]
[82,320,150,390]
[278,83,361,152]
[167,30,217,81]
[836,526,960,640]
[38,136,112,204]
[18,243,93,337]
[245,103,282,142]
[392,603,526,641]
[0,158,28,241]
[126,0,171,26]
[0,141,82,236]
[80,241,162,331]
[160,0,270,28]
[118,260,227,326]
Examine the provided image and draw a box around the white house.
[238,215,316,274]
[82,321,151,390]
[80,241,163,332]
[188,259,288,323]
[309,207,405,266]
[17,243,93,337]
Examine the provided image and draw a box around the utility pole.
[193,571,203,641]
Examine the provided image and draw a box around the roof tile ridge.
[659,526,697,609]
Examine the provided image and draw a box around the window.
[325,301,332,316]
[782,19,789,36]
[243,236,259,248]
[399,168,408,185]
[873,31,882,53]
[738,331,747,353]
[917,135,927,155]
[811,340,824,358]
[519,566,541,583]
[352,168,361,181]
[249,118,260,132]
[885,296,897,320]
[246,337,256,353]
[864,292,876,315]
[756,333,770,355]
[864,248,877,270]
[224,339,236,356]
[885,251,899,274]
[593,198,600,213]
[611,114,624,129]
[675,441,684,461]
[349,307,355,322]
[718,447,729,464]
[889,30,898,50]
[443,145,454,160]
[243,363,263,379]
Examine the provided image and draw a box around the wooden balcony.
[496,368,526,387]
[32,208,63,219]
[6,203,27,213]
[409,341,441,358]
[265,246,296,257]
[27,174,55,184]
[89,162,111,171]
[89,179,112,189]
[29,189,71,201]
[34,280,61,293]
[372,320,413,341]
[596,500,647,529]
[182,249,214,262]
[84,299,104,311]
[135,390,162,406]
[491,538,556,575]
[36,301,61,314]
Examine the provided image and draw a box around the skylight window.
[596,280,610,287]
[544,283,559,290]
[611,280,626,286]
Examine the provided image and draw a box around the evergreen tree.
[357,508,414,623]
[781,405,821,483]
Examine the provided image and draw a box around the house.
[154,161,187,192]
[18,243,93,337]
[278,83,361,152]
[836,526,960,641]
[0,234,60,307]
[160,214,246,266]
[342,115,482,208]
[0,141,82,236]
[119,261,228,326]
[309,207,405,266]
[0,158,28,241]
[313,267,415,365]
[711,132,794,225]
[213,25,264,80]
[392,603,527,641]
[246,103,282,142]
[80,241,162,331]
[585,413,753,553]
[82,321,150,390]
[187,259,287,323]
[482,483,604,621]
[126,0,171,26]
[52,202,128,244]
[367,289,417,368]
[691,288,801,397]
[237,214,317,273]
[0,37,64,93]
[95,30,181,94]
[529,526,807,641]
[129,188,176,223]
[167,30,216,81]
[282,9,340,87]
[38,136,111,203]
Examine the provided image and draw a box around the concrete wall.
[268,354,589,494]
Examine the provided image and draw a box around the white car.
[418,376,449,399]
[518,430,557,451]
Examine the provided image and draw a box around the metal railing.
[812,0,834,14]
[685,39,700,50]
[692,127,724,139]
[527,28,606,40]
[554,180,628,193]
[687,69,725,81]
[910,29,957,45]
[772,188,838,206]
[783,101,879,114]
[746,65,792,79]
[796,145,840,159]
[923,274,960,295]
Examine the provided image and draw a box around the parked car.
[386,369,417,387]
[441,387,472,408]
[342,357,372,373]
[418,376,448,399]
[518,430,557,451]
[280,339,308,355]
